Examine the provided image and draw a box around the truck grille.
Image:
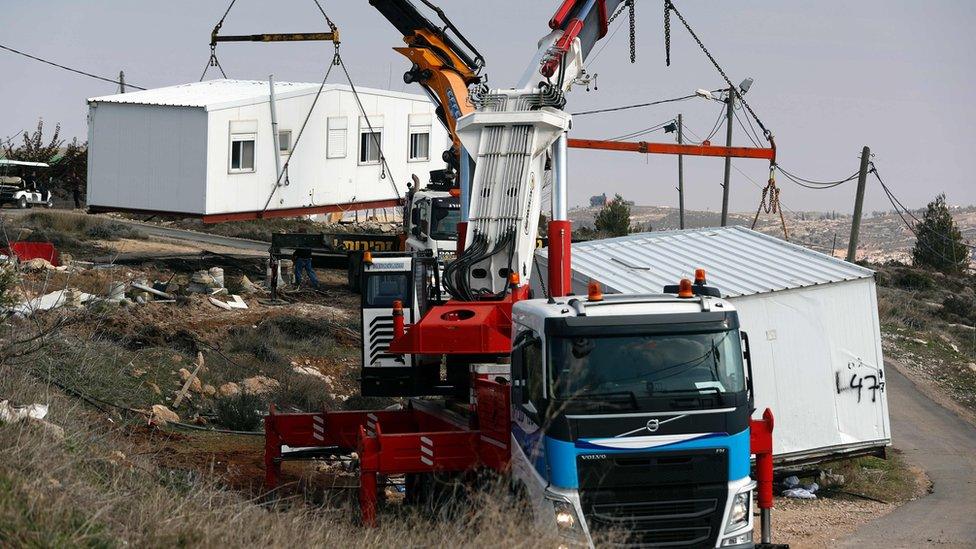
[577,449,727,548]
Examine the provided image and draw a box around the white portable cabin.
[86,80,449,222]
[535,226,891,465]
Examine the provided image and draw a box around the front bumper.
[543,477,755,548]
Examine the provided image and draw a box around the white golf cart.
[0,159,54,209]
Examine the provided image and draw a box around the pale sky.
[2,0,974,213]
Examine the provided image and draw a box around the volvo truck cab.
[509,288,756,548]
[403,170,460,255]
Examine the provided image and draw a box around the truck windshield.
[429,205,460,241]
[549,331,746,401]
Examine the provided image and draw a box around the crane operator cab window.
[364,273,411,309]
[429,197,460,241]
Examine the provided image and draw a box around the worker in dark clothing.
[24,171,37,190]
[293,246,320,288]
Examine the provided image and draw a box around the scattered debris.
[292,363,327,379]
[21,257,56,271]
[6,288,95,316]
[173,352,205,408]
[782,475,820,499]
[209,267,225,288]
[2,241,59,265]
[209,294,248,310]
[0,400,65,439]
[819,471,846,488]
[131,281,175,300]
[0,400,48,422]
[238,274,262,294]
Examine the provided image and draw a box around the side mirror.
[411,208,421,225]
[741,331,754,405]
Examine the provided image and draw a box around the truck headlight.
[552,500,578,531]
[725,490,751,533]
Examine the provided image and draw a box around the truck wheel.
[17,197,27,209]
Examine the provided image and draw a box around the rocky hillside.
[569,204,976,267]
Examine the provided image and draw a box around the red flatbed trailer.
[264,378,513,525]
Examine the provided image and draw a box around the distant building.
[589,193,608,207]
[86,79,449,222]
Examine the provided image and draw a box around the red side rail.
[264,379,512,526]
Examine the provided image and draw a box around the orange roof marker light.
[588,280,604,301]
[694,268,707,285]
[449,187,461,197]
[363,250,374,265]
[677,278,694,298]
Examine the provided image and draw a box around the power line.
[776,165,859,190]
[571,93,698,116]
[681,120,798,216]
[679,104,725,145]
[606,119,674,141]
[873,163,975,252]
[733,106,762,148]
[0,43,145,90]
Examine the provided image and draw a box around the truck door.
[511,331,547,479]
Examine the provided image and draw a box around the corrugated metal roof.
[87,79,427,110]
[537,226,874,298]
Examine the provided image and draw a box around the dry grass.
[0,367,575,548]
[823,452,929,504]
[1,210,144,256]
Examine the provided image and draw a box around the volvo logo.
[614,414,691,438]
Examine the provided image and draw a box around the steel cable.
[0,43,146,90]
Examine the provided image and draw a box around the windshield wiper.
[654,387,726,405]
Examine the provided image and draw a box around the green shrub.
[893,269,934,291]
[83,219,141,240]
[269,374,337,412]
[942,294,975,323]
[0,266,20,307]
[214,392,263,431]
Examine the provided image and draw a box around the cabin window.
[277,130,292,153]
[409,131,430,161]
[229,134,256,173]
[327,117,347,158]
[359,130,382,165]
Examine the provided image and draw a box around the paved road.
[1,209,270,253]
[117,220,270,253]
[839,361,976,548]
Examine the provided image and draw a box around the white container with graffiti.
[534,226,891,466]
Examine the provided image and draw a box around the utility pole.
[119,70,126,94]
[677,113,685,229]
[720,88,734,226]
[846,146,871,263]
